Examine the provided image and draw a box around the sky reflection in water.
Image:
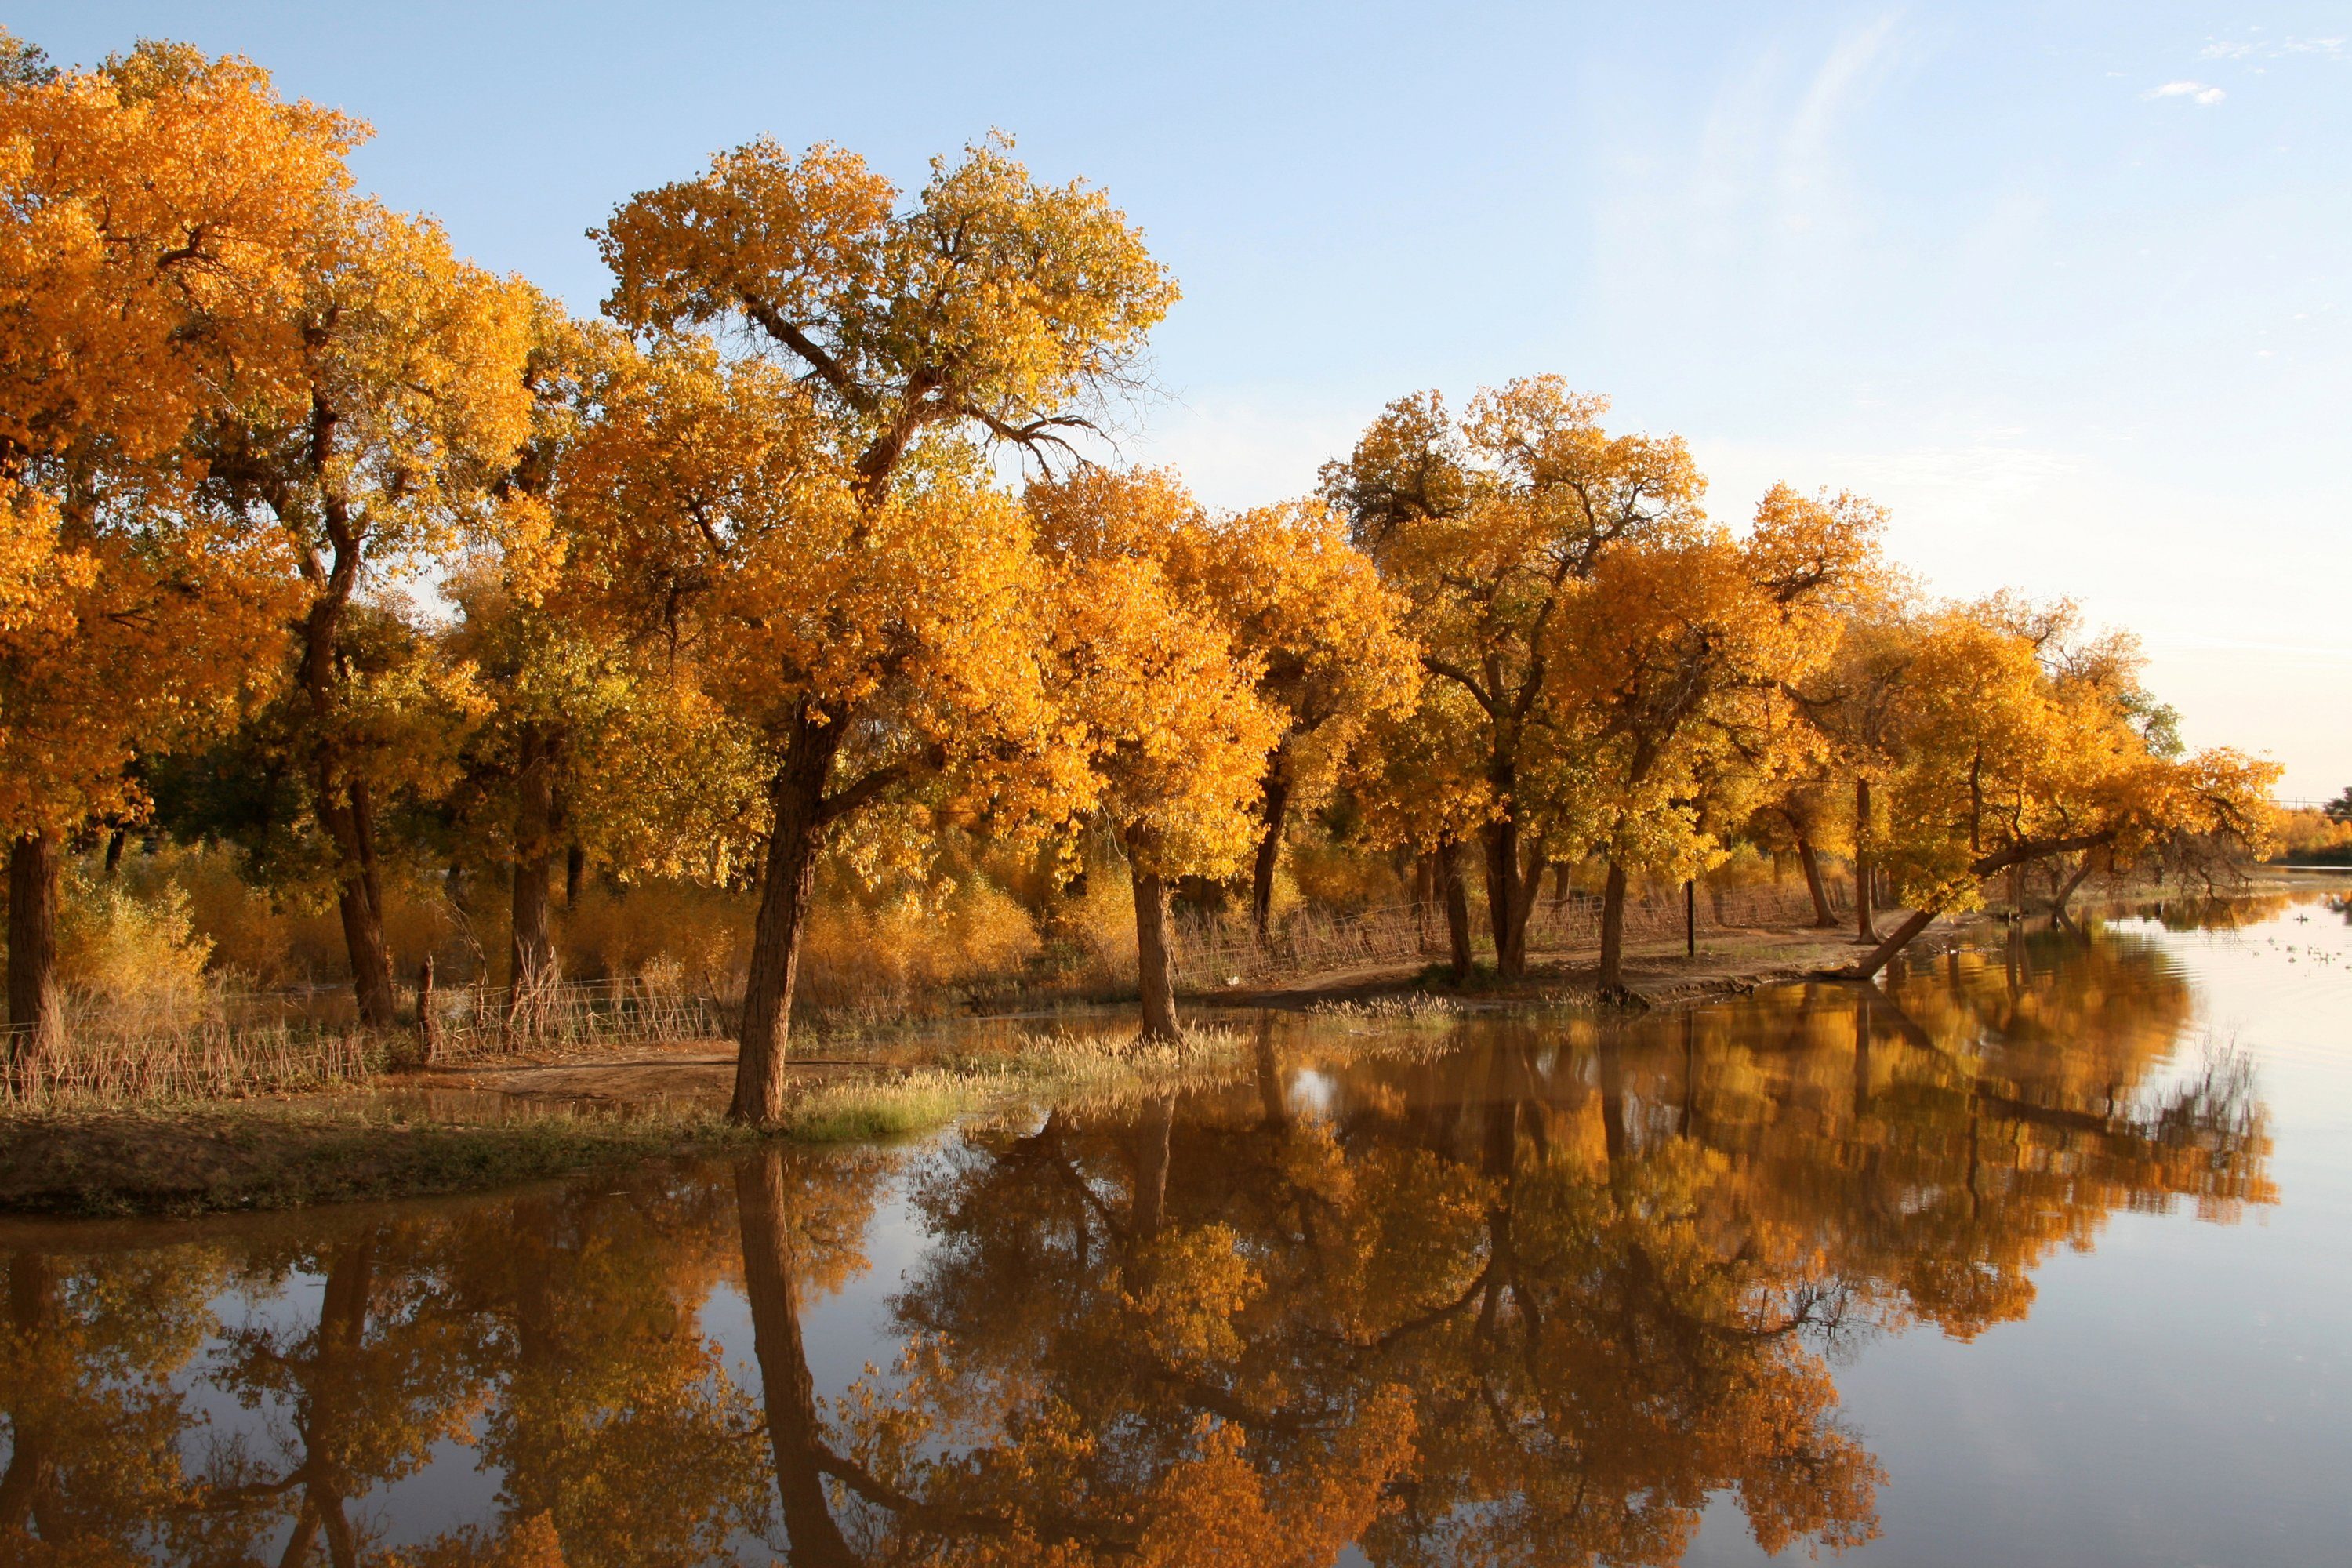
[4,891,2349,1566]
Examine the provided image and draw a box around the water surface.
[4,892,2348,1565]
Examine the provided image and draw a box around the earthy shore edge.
[2,890,2314,1221]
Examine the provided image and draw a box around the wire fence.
[6,876,1853,1109]
[1171,877,1850,988]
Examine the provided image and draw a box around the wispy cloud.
[2201,36,2345,60]
[2145,80,2227,106]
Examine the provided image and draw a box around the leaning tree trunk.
[732,717,844,1127]
[5,830,63,1076]
[2049,853,2096,919]
[1248,767,1291,941]
[735,1150,857,1568]
[1853,778,1878,945]
[1844,908,1937,982]
[1439,837,1475,983]
[506,729,560,1035]
[1796,837,1838,927]
[1130,860,1181,1041]
[1597,861,1631,999]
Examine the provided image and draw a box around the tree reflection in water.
[0,922,2276,1565]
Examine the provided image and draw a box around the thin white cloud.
[2201,36,2345,60]
[2146,79,2227,106]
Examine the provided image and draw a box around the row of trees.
[0,35,2278,1123]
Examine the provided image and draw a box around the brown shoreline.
[0,904,2149,1221]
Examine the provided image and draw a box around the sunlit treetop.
[0,33,362,471]
[596,133,1179,499]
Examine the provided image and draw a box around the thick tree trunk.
[506,729,559,1034]
[1249,769,1290,941]
[1853,778,1878,945]
[1131,862,1181,1040]
[732,718,843,1127]
[735,1151,856,1568]
[1482,814,1532,978]
[1439,838,1475,983]
[1796,837,1838,927]
[1598,860,1630,998]
[5,831,62,1074]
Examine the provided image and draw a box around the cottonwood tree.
[0,38,359,1062]
[590,136,1174,1123]
[445,314,764,1028]
[196,198,539,1026]
[1027,468,1282,1039]
[1321,378,1704,976]
[1543,485,1881,995]
[1839,601,2278,978]
[1160,499,1417,936]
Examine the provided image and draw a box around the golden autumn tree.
[1160,500,1418,937]
[590,136,1175,1121]
[195,199,539,1026]
[445,311,764,1027]
[1320,378,1706,977]
[1840,599,2278,978]
[1543,485,1881,995]
[1027,469,1283,1039]
[0,34,356,1059]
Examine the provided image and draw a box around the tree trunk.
[1482,815,1530,978]
[1131,861,1180,1040]
[732,717,843,1127]
[319,776,398,1029]
[2050,853,2096,917]
[735,1150,856,1568]
[1853,778,1878,944]
[5,831,62,1075]
[1439,838,1474,983]
[1598,860,1630,998]
[299,491,399,1031]
[1249,768,1290,941]
[1796,837,1838,927]
[1846,907,1936,982]
[506,729,559,1034]
[564,842,585,906]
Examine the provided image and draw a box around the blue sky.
[24,2,2352,796]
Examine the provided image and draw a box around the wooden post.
[416,954,440,1066]
[1685,878,1696,958]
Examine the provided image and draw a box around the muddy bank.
[0,917,1931,1218]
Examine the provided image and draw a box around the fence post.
[416,955,440,1067]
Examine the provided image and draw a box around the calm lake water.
[5,891,2350,1566]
